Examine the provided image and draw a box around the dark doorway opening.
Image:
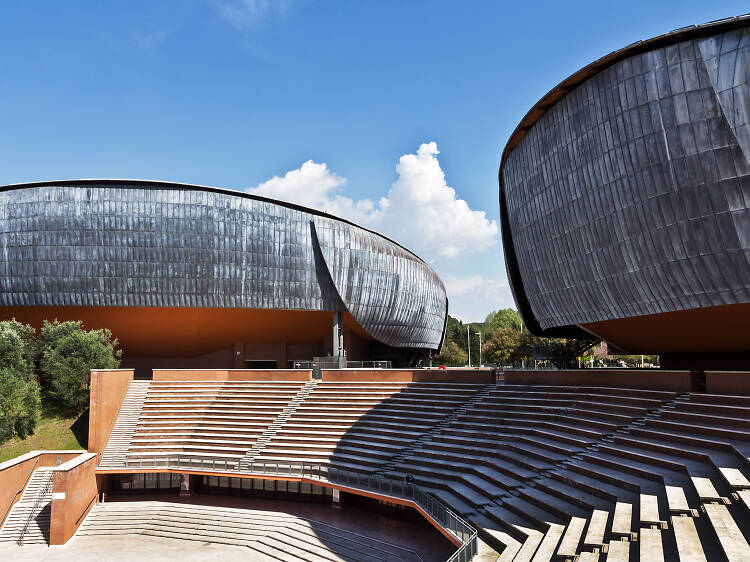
[244,360,278,369]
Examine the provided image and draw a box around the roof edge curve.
[498,13,750,338]
[0,178,426,265]
[500,13,750,163]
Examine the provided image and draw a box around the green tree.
[41,323,122,412]
[0,323,33,378]
[483,328,521,366]
[484,309,522,334]
[0,320,40,441]
[433,340,468,367]
[0,368,40,440]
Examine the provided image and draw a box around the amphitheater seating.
[124,381,307,469]
[254,381,487,472]
[78,500,423,561]
[96,379,750,561]
[374,385,750,561]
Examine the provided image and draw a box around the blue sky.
[1,1,747,321]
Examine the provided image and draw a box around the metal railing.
[123,456,477,560]
[290,360,392,369]
[1,458,39,529]
[17,458,60,546]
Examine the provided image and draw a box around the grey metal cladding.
[312,217,447,349]
[503,26,750,331]
[0,181,447,349]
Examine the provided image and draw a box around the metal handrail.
[0,457,39,529]
[74,494,98,526]
[122,456,477,559]
[291,360,392,369]
[17,458,60,546]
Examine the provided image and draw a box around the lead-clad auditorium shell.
[0,180,447,368]
[500,16,750,365]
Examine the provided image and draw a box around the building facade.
[0,180,447,369]
[500,15,750,368]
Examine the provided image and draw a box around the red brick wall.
[0,451,83,528]
[504,369,695,392]
[88,370,134,457]
[321,369,494,384]
[152,369,312,381]
[50,453,98,545]
[705,371,750,395]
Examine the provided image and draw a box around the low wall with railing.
[50,452,98,545]
[0,450,84,529]
[152,369,312,381]
[102,456,477,560]
[705,371,750,395]
[321,368,495,384]
[504,368,697,391]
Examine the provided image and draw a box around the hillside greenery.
[0,319,121,451]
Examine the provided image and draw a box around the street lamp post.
[475,331,482,367]
[466,325,471,367]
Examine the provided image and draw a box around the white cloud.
[248,160,378,224]
[246,142,498,261]
[442,274,506,298]
[380,142,497,259]
[214,0,289,29]
[245,142,508,321]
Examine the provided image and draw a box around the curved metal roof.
[499,13,750,164]
[0,178,426,264]
[0,179,447,350]
[498,13,750,339]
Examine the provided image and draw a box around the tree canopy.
[40,321,122,413]
[0,320,40,441]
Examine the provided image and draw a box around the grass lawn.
[0,390,88,463]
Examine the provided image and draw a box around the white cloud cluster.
[245,142,506,321]
[246,142,498,261]
[249,160,378,224]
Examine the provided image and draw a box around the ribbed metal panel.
[0,181,447,350]
[312,217,446,349]
[502,26,750,330]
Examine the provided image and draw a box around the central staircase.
[98,380,150,468]
[239,380,319,469]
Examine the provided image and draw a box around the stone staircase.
[238,380,319,470]
[0,467,55,545]
[78,500,423,561]
[98,380,150,468]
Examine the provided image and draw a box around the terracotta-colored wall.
[706,371,750,395]
[152,369,312,382]
[88,370,134,457]
[0,451,83,528]
[504,369,695,392]
[50,453,98,545]
[0,306,371,357]
[321,369,495,384]
[583,301,750,354]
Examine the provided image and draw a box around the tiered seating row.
[126,381,306,468]
[256,382,487,473]
[388,385,750,562]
